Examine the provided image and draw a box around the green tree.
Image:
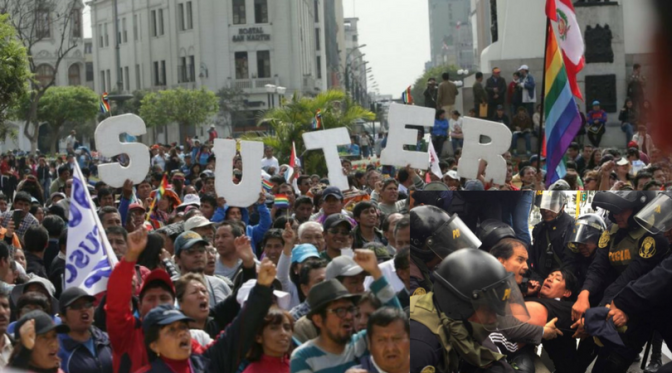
[140,88,219,142]
[410,64,461,107]
[216,86,248,136]
[36,86,99,154]
[0,13,30,140]
[245,90,375,175]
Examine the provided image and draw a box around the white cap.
[616,157,629,166]
[236,279,291,310]
[445,170,459,180]
[178,194,201,208]
[519,64,529,71]
[184,216,214,231]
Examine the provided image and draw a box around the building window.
[254,0,268,23]
[99,24,104,46]
[186,2,193,29]
[257,51,271,78]
[235,52,248,79]
[86,62,94,82]
[154,62,160,85]
[151,10,157,36]
[101,71,106,91]
[178,3,185,31]
[161,60,167,85]
[122,18,127,43]
[36,64,55,87]
[353,35,357,42]
[133,14,138,40]
[136,64,141,89]
[118,68,123,91]
[68,64,81,86]
[105,23,109,46]
[36,7,50,38]
[315,28,320,51]
[159,9,165,35]
[71,9,82,38]
[106,69,111,93]
[124,67,130,91]
[84,42,92,54]
[179,57,187,82]
[317,56,322,79]
[314,0,319,22]
[233,0,246,25]
[189,55,195,81]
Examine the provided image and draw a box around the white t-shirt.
[261,156,280,172]
[152,154,166,171]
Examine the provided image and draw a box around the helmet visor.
[539,192,565,213]
[568,220,603,247]
[428,215,482,258]
[470,274,530,331]
[635,193,672,234]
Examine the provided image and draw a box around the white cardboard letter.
[302,128,351,191]
[95,114,150,188]
[457,117,512,185]
[213,139,263,207]
[380,103,435,168]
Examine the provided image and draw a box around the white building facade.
[88,0,320,138]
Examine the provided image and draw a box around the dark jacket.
[473,81,487,105]
[530,212,575,282]
[352,226,387,256]
[486,76,507,105]
[423,86,437,108]
[351,355,382,373]
[135,354,210,373]
[49,255,65,299]
[25,251,48,279]
[58,326,113,373]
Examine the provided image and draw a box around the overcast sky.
[83,1,430,97]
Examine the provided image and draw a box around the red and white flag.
[428,141,443,179]
[546,0,585,101]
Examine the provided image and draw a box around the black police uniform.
[529,211,575,281]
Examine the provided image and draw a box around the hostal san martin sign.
[233,27,271,42]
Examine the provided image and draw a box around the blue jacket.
[212,202,271,256]
[57,326,114,373]
[432,119,449,137]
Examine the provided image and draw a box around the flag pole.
[537,17,552,176]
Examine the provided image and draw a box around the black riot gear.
[477,219,516,252]
[410,205,481,261]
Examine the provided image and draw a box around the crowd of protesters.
[0,136,411,373]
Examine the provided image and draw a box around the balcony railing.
[230,77,280,91]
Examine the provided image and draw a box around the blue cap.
[142,304,194,333]
[322,186,344,201]
[291,244,320,264]
[592,100,600,106]
[174,231,208,257]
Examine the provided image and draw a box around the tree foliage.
[244,90,375,175]
[98,89,149,122]
[140,88,219,128]
[36,86,98,153]
[410,64,461,107]
[0,13,30,140]
[216,86,249,135]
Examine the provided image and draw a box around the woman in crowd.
[30,205,46,225]
[242,307,294,373]
[8,310,70,372]
[149,189,181,227]
[587,147,602,171]
[618,98,638,148]
[175,273,217,339]
[373,179,406,217]
[632,123,656,156]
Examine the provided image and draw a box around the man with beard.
[529,192,575,282]
[173,231,231,304]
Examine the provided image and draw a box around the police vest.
[606,224,646,273]
[410,293,504,373]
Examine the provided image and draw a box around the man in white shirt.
[261,146,280,175]
[151,147,167,171]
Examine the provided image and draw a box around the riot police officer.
[529,192,575,281]
[571,191,669,373]
[565,213,608,290]
[409,205,481,296]
[477,219,516,253]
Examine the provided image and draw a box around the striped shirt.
[290,276,400,373]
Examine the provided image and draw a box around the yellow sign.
[452,229,461,239]
[413,287,427,296]
[502,288,511,301]
[640,237,656,259]
[598,230,610,248]
[421,366,436,373]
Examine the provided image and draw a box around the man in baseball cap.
[184,215,215,243]
[322,214,355,263]
[326,256,365,294]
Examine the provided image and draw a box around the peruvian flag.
[546,0,585,101]
[428,141,443,179]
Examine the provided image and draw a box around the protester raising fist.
[257,258,277,287]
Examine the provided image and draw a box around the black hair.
[246,307,295,362]
[475,72,483,79]
[48,204,67,222]
[294,196,313,209]
[24,226,49,254]
[366,306,409,339]
[200,193,217,208]
[151,173,164,182]
[299,259,327,288]
[490,238,527,260]
[98,206,119,222]
[0,241,9,262]
[381,213,398,233]
[261,229,285,249]
[139,279,175,302]
[435,109,446,120]
[634,171,653,188]
[105,226,128,242]
[58,165,71,176]
[13,191,32,204]
[394,247,410,271]
[394,215,410,238]
[42,215,65,238]
[353,201,376,219]
[568,142,579,152]
[272,216,296,230]
[643,180,663,191]
[97,188,112,200]
[0,194,7,202]
[137,233,166,270]
[17,292,50,314]
[270,175,286,186]
[519,165,535,178]
[218,220,244,237]
[627,148,640,160]
[548,267,578,301]
[397,168,410,184]
[297,175,311,186]
[442,72,450,80]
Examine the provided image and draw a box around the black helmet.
[410,205,481,262]
[433,249,529,328]
[635,191,672,234]
[477,219,516,252]
[567,214,607,253]
[592,191,655,224]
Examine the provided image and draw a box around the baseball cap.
[592,100,600,106]
[174,230,209,256]
[325,256,364,280]
[323,213,353,231]
[59,287,96,314]
[445,170,459,180]
[50,192,66,201]
[496,105,504,110]
[306,280,361,318]
[236,279,291,310]
[178,194,201,209]
[14,310,69,341]
[128,203,146,213]
[184,216,213,232]
[322,186,344,201]
[140,269,175,298]
[142,304,194,333]
[519,64,529,71]
[291,244,320,264]
[616,157,629,166]
[200,170,214,180]
[628,141,638,148]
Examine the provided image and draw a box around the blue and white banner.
[65,162,119,295]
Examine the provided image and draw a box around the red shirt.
[242,355,290,373]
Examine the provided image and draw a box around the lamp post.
[345,45,366,97]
